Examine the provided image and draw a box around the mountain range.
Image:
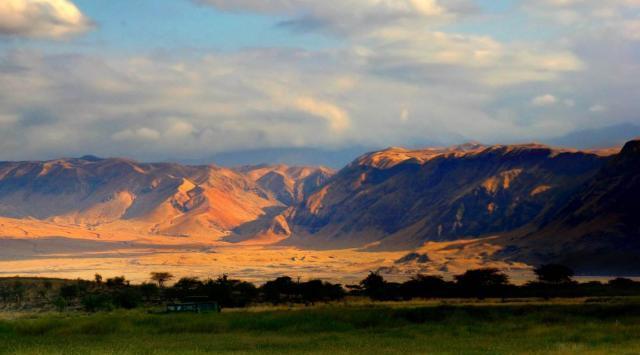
[0,139,638,274]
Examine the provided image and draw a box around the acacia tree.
[454,268,510,298]
[360,272,388,300]
[150,272,174,288]
[534,264,574,284]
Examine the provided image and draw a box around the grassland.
[1,298,640,354]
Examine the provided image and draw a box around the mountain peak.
[79,155,103,162]
[453,142,485,151]
[620,139,640,157]
[354,142,572,170]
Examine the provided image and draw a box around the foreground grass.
[1,299,640,354]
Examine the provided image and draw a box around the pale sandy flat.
[0,217,534,284]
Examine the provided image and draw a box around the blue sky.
[1,0,337,53]
[0,0,638,161]
[70,0,530,49]
[73,0,337,51]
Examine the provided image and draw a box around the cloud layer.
[0,0,638,161]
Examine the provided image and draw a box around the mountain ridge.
[0,156,329,240]
[0,140,638,273]
[285,142,615,249]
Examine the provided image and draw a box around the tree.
[534,264,574,284]
[0,285,9,304]
[150,272,174,288]
[12,281,26,304]
[173,277,202,291]
[140,282,160,301]
[454,268,509,298]
[299,280,345,304]
[94,274,103,284]
[360,272,391,300]
[53,296,67,311]
[261,276,298,304]
[59,284,79,301]
[202,275,259,308]
[229,280,259,307]
[106,276,128,288]
[402,274,448,299]
[170,277,204,300]
[608,277,637,289]
[37,285,49,301]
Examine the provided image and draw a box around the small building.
[166,298,220,313]
[166,302,220,313]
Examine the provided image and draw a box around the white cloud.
[531,94,558,106]
[400,108,410,122]
[112,128,161,142]
[622,20,640,40]
[359,29,584,87]
[525,0,640,36]
[199,0,447,16]
[536,0,639,8]
[166,121,196,138]
[0,49,503,160]
[294,97,350,133]
[0,0,91,39]
[0,114,18,125]
[589,104,607,113]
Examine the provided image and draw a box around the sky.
[0,0,639,162]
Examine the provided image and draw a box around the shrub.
[81,293,113,312]
[112,288,142,309]
[140,282,159,301]
[59,284,79,300]
[53,297,67,311]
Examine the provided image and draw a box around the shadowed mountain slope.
[286,144,611,249]
[497,139,640,274]
[235,165,334,205]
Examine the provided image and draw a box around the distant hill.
[187,146,374,169]
[0,157,328,240]
[544,123,640,149]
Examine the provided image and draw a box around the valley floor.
[1,298,640,354]
[0,217,533,284]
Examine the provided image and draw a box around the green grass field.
[1,299,640,354]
